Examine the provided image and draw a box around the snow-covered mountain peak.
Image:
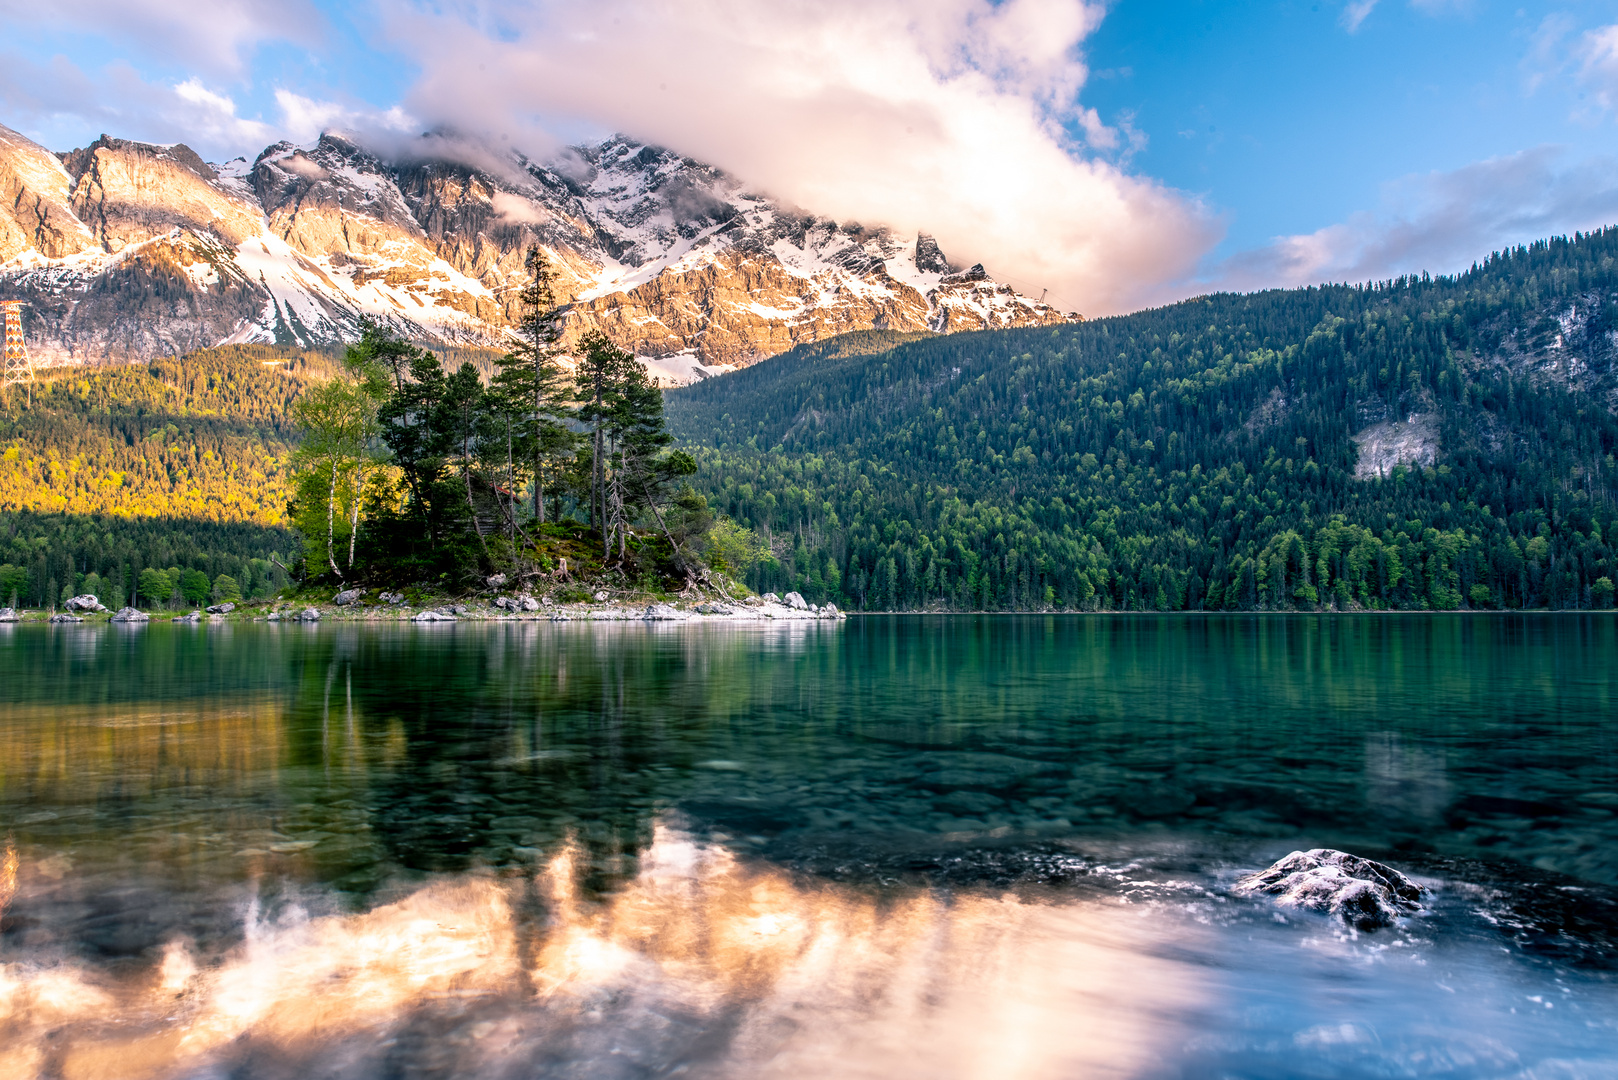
[0,124,1082,381]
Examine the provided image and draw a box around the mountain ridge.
[0,124,1081,382]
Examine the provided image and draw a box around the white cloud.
[380,0,1218,316]
[0,0,321,74]
[1203,146,1618,293]
[1576,23,1618,113]
[1341,1,1378,33]
[0,54,277,156]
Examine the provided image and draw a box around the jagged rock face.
[0,126,97,262]
[0,123,1083,381]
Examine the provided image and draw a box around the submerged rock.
[1236,848,1426,930]
[109,607,148,623]
[64,594,108,613]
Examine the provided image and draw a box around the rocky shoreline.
[0,590,845,626]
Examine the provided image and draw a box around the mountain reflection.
[0,828,1202,1080]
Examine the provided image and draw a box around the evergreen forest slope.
[668,230,1618,611]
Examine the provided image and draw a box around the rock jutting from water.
[64,594,108,613]
[1234,848,1427,930]
[109,607,148,622]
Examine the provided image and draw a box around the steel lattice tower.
[1,301,32,396]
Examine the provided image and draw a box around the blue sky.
[3,0,1618,313]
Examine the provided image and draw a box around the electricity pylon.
[1,301,32,405]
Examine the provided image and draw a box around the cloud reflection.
[0,827,1203,1079]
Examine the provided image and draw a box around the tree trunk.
[327,459,343,580]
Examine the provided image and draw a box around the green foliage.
[669,229,1618,611]
[211,573,242,603]
[139,568,173,608]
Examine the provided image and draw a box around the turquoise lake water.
[1,615,1615,1078]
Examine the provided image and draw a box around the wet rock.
[1235,848,1426,930]
[413,610,456,622]
[49,612,83,623]
[784,591,808,610]
[172,611,203,623]
[205,602,235,614]
[0,607,19,622]
[643,603,685,621]
[333,588,363,606]
[292,608,321,622]
[64,594,108,613]
[109,607,148,623]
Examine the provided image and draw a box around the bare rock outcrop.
[1235,848,1427,930]
[0,124,1081,378]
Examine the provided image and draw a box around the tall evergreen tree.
[491,248,573,526]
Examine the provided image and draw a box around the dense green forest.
[7,230,1618,611]
[667,229,1618,611]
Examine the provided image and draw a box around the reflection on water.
[0,827,1208,1080]
[2,616,1618,1077]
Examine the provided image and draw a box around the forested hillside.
[0,343,493,609]
[667,230,1618,611]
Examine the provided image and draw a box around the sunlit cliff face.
[0,828,1205,1079]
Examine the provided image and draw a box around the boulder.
[540,596,553,608]
[172,611,203,623]
[784,591,808,610]
[696,602,733,615]
[110,607,148,623]
[593,590,609,602]
[0,607,19,622]
[49,613,83,623]
[452,604,470,615]
[823,603,840,617]
[642,603,685,621]
[413,610,456,622]
[333,588,363,606]
[761,592,780,604]
[487,573,508,589]
[520,595,540,612]
[293,608,321,622]
[1235,848,1426,930]
[378,592,406,605]
[205,602,235,614]
[64,594,107,613]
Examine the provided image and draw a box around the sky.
[1,0,1617,316]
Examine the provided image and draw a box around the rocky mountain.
[0,125,1081,382]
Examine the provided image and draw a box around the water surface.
[2,615,1616,1078]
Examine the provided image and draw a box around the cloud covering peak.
[385,0,1220,315]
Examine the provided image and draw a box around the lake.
[1,614,1616,1078]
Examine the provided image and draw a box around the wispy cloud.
[380,0,1217,316]
[1341,1,1378,33]
[0,0,321,75]
[1202,146,1618,293]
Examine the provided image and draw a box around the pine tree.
[491,248,572,527]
